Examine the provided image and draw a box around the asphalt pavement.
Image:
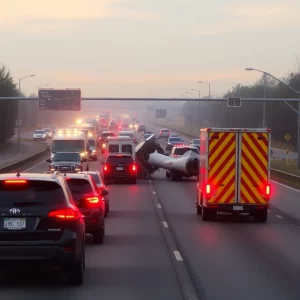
[2,126,300,300]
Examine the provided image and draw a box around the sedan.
[166,137,184,150]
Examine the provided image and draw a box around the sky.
[1,0,300,98]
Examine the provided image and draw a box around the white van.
[106,136,136,160]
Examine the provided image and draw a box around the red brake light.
[104,164,108,171]
[86,196,99,204]
[48,208,78,220]
[4,180,27,184]
[132,164,136,171]
[265,184,270,196]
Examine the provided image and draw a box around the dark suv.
[103,153,137,184]
[0,173,85,285]
[47,152,87,173]
[65,173,106,244]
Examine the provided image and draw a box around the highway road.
[2,125,300,300]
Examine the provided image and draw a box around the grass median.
[270,160,300,177]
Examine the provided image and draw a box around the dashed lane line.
[157,204,162,209]
[174,251,183,262]
[275,214,283,219]
[163,221,168,228]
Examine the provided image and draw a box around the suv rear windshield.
[106,156,134,164]
[169,137,181,142]
[66,179,93,201]
[174,147,199,155]
[101,133,115,138]
[161,129,169,132]
[89,173,102,185]
[0,180,65,207]
[53,152,80,161]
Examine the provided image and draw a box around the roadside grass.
[271,159,300,176]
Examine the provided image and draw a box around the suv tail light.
[132,164,136,171]
[4,180,27,184]
[86,196,99,204]
[48,208,79,220]
[205,184,211,199]
[104,164,109,171]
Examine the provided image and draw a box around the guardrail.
[153,121,300,190]
[0,144,50,173]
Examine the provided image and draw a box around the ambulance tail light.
[265,184,270,198]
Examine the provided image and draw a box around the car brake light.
[104,164,108,171]
[265,184,270,196]
[86,196,99,204]
[4,180,27,184]
[48,208,78,220]
[206,184,211,194]
[132,165,136,171]
[102,144,106,148]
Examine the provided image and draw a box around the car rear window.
[161,129,169,132]
[169,137,181,142]
[0,180,65,207]
[174,148,199,155]
[90,173,102,185]
[106,156,134,164]
[66,179,93,201]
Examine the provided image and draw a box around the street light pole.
[191,89,201,99]
[198,81,211,98]
[17,74,35,152]
[246,68,300,168]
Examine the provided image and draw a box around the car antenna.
[16,170,21,177]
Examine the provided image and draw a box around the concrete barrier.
[0,145,50,173]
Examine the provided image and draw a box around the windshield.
[0,180,65,207]
[53,152,80,161]
[192,139,200,145]
[35,130,45,134]
[143,134,151,139]
[169,137,181,142]
[88,140,95,146]
[90,173,101,185]
[52,140,85,153]
[66,179,93,201]
[107,156,134,164]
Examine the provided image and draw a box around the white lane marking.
[153,191,156,195]
[275,214,283,219]
[163,221,168,228]
[24,159,48,172]
[174,251,183,261]
[157,204,162,208]
[43,171,47,174]
[271,180,300,193]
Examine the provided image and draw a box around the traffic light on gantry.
[227,97,241,107]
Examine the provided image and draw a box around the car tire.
[68,251,84,285]
[93,225,104,244]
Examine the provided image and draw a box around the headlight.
[102,144,106,148]
[80,152,86,157]
[92,149,96,153]
[130,124,133,128]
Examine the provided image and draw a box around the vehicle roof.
[119,131,134,134]
[200,128,271,133]
[62,173,92,180]
[35,129,45,131]
[160,128,170,131]
[54,151,80,154]
[173,145,198,149]
[0,173,66,183]
[101,131,114,134]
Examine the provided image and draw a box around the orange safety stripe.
[208,132,236,204]
[240,132,268,205]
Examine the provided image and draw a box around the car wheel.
[67,250,84,285]
[93,225,104,244]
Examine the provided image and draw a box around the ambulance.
[196,128,271,222]
[105,136,135,160]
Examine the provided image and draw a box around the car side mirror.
[101,189,109,196]
[46,158,52,163]
[81,158,87,162]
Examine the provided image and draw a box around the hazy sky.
[1,0,300,98]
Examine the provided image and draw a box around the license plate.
[233,206,243,211]
[116,167,123,171]
[4,218,26,230]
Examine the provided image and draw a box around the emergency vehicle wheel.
[254,210,268,222]
[202,206,215,221]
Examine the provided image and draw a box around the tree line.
[179,66,300,150]
[0,64,78,143]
